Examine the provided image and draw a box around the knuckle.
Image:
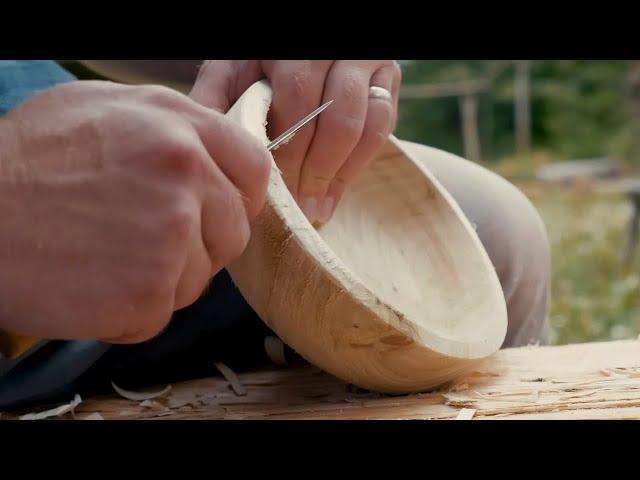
[273,68,316,109]
[154,132,204,180]
[300,172,333,196]
[332,175,348,188]
[361,126,389,150]
[329,114,364,141]
[309,173,333,185]
[340,72,363,102]
[163,196,198,245]
[142,84,186,107]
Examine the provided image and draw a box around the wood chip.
[456,408,476,420]
[20,394,82,420]
[264,336,288,366]
[111,381,172,401]
[214,361,247,396]
[82,413,104,420]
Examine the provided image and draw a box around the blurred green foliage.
[529,188,640,344]
[396,61,640,345]
[396,60,635,162]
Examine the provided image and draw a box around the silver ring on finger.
[368,86,393,102]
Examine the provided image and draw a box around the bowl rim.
[229,80,508,361]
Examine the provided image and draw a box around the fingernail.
[301,197,318,223]
[318,197,335,224]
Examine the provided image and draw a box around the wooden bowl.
[226,81,507,394]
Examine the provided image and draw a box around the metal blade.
[267,100,334,151]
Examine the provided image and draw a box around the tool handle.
[0,330,41,359]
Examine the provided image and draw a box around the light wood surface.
[224,81,507,394]
[4,339,638,420]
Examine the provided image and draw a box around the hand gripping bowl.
[225,81,507,394]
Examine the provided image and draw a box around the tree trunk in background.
[514,60,532,155]
[459,94,482,163]
[628,61,640,123]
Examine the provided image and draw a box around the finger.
[174,223,214,310]
[297,61,371,223]
[324,65,396,219]
[262,60,334,201]
[189,106,272,220]
[102,292,175,345]
[200,159,252,275]
[389,61,402,131]
[189,61,238,112]
[189,60,263,113]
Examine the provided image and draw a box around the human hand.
[190,60,401,224]
[0,80,271,343]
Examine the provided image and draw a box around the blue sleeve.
[0,60,76,116]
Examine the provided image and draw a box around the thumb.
[189,60,264,113]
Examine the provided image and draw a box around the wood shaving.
[456,408,476,420]
[82,413,104,420]
[556,390,599,401]
[20,394,82,420]
[154,411,174,417]
[449,382,469,392]
[473,390,539,400]
[214,361,247,396]
[111,381,172,401]
[604,367,640,378]
[264,336,288,366]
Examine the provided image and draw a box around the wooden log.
[4,339,639,420]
